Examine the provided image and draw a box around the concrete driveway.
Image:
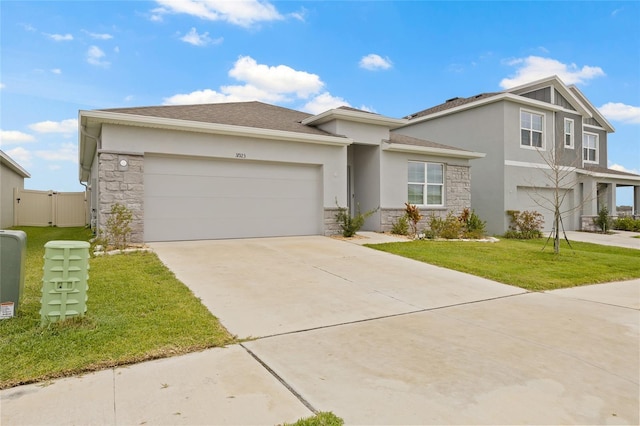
[149,235,639,425]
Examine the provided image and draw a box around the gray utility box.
[0,230,27,319]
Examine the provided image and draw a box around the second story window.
[564,118,574,148]
[583,133,598,164]
[521,110,543,148]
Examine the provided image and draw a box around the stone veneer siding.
[324,208,343,236]
[98,152,145,244]
[380,164,471,233]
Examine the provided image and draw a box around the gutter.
[79,110,352,147]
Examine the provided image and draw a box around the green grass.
[0,227,235,389]
[367,238,640,291]
[282,412,344,426]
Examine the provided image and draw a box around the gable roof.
[566,85,615,132]
[0,150,30,178]
[403,76,613,132]
[101,101,334,137]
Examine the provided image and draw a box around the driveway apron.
[150,236,524,338]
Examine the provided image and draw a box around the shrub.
[427,214,445,238]
[613,216,640,232]
[334,201,378,237]
[404,203,423,238]
[390,215,409,235]
[593,206,613,233]
[97,203,133,250]
[505,210,544,239]
[440,211,463,239]
[460,208,486,239]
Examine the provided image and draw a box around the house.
[78,102,484,242]
[0,150,31,229]
[395,75,640,235]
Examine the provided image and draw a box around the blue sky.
[1,1,639,205]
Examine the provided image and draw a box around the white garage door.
[516,187,574,232]
[144,155,323,241]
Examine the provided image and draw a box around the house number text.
[235,153,247,159]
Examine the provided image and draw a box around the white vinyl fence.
[13,188,88,227]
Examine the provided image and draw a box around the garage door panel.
[516,187,574,232]
[146,176,317,199]
[144,156,322,241]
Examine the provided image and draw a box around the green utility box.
[0,230,27,319]
[41,240,90,324]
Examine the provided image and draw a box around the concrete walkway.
[563,230,640,250]
[2,233,638,425]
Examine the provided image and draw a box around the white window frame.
[520,109,545,150]
[564,118,574,149]
[408,161,445,207]
[583,132,599,164]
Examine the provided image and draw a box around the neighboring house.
[0,150,31,229]
[395,75,640,235]
[79,102,484,242]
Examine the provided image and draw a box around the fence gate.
[14,188,88,227]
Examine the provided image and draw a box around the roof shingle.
[404,92,502,120]
[101,101,338,137]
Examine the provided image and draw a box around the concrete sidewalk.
[1,345,313,425]
[563,230,640,250]
[2,235,638,425]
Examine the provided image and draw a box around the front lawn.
[367,238,640,291]
[0,227,235,389]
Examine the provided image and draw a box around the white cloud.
[610,163,639,175]
[0,130,36,146]
[0,83,4,89]
[29,119,78,134]
[20,23,36,32]
[35,142,78,163]
[164,88,245,105]
[83,30,113,40]
[302,92,351,115]
[598,102,640,124]
[87,45,109,67]
[230,56,323,98]
[45,33,73,41]
[5,147,33,168]
[500,56,605,89]
[163,56,324,105]
[180,27,223,46]
[153,0,283,27]
[51,68,62,74]
[359,54,392,71]
[124,95,134,102]
[114,46,120,54]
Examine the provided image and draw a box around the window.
[408,162,444,206]
[564,118,574,148]
[521,110,543,148]
[583,133,598,163]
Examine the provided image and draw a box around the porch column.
[635,186,640,216]
[582,179,597,216]
[608,183,617,215]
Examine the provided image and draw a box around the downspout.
[80,125,99,233]
[79,125,99,184]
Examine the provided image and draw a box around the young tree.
[527,142,596,254]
